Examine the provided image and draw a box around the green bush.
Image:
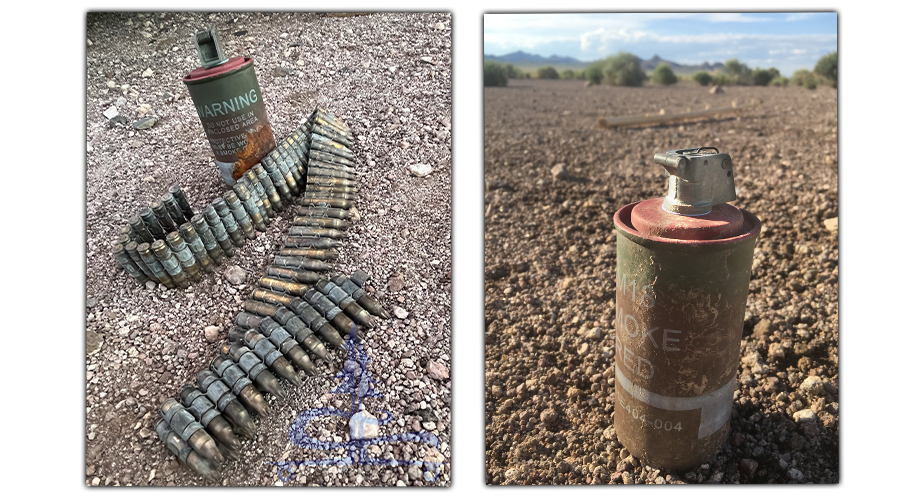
[652,63,678,85]
[602,52,647,86]
[751,67,780,86]
[814,51,837,88]
[802,72,818,90]
[711,73,730,86]
[537,66,559,79]
[693,71,713,86]
[790,69,812,86]
[724,58,751,85]
[502,63,522,79]
[560,69,575,80]
[585,60,605,84]
[576,71,586,80]
[484,61,508,87]
[770,76,789,86]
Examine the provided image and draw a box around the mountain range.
[484,51,725,73]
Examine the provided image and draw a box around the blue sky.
[484,13,837,75]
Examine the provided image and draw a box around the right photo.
[484,13,838,485]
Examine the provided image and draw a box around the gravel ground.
[484,79,838,484]
[85,11,451,486]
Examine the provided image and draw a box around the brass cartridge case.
[224,190,256,239]
[179,222,214,273]
[249,288,294,308]
[212,197,245,247]
[203,205,235,257]
[258,276,311,296]
[288,298,345,349]
[272,306,332,363]
[162,192,188,226]
[305,175,357,189]
[282,236,343,249]
[169,184,195,219]
[266,266,323,284]
[261,157,293,202]
[243,298,279,318]
[333,275,390,319]
[159,398,224,465]
[302,189,357,201]
[166,231,202,282]
[128,215,154,244]
[309,136,355,161]
[297,206,351,220]
[274,151,300,196]
[308,160,356,176]
[278,247,341,261]
[242,329,305,388]
[272,255,334,272]
[251,165,281,213]
[233,182,266,232]
[196,370,256,438]
[258,316,316,378]
[137,242,175,288]
[151,240,189,289]
[308,148,356,168]
[191,214,226,265]
[298,197,354,210]
[244,168,274,219]
[155,419,221,482]
[210,354,270,417]
[125,241,155,281]
[303,288,356,336]
[221,342,286,398]
[289,216,350,230]
[112,243,149,283]
[312,122,354,148]
[119,223,138,243]
[179,384,242,453]
[315,279,374,328]
[140,207,166,240]
[151,200,179,234]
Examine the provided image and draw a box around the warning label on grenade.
[194,88,269,162]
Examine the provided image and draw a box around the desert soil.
[484,79,838,484]
[85,12,451,486]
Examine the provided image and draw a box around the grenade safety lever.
[653,147,736,216]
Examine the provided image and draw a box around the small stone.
[540,408,557,424]
[740,458,758,476]
[204,326,220,343]
[799,376,824,396]
[426,359,449,380]
[768,342,785,359]
[142,67,153,77]
[793,408,817,423]
[710,85,724,94]
[91,477,100,486]
[86,329,104,356]
[753,319,773,337]
[622,471,634,484]
[551,163,569,181]
[787,468,805,482]
[115,96,127,107]
[103,105,119,119]
[577,343,590,355]
[420,56,434,65]
[408,163,433,177]
[349,410,379,439]
[396,480,406,486]
[132,116,157,130]
[603,425,616,441]
[388,275,405,292]
[274,66,291,77]
[823,217,838,233]
[505,467,519,481]
[584,81,593,87]
[224,266,247,285]
[135,103,152,117]
[394,307,409,319]
[408,465,423,481]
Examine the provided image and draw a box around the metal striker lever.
[194,28,228,68]
[653,147,737,216]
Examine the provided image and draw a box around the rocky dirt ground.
[85,12,451,486]
[484,79,838,484]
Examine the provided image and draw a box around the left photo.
[86,12,452,486]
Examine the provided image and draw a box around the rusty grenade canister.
[183,28,276,186]
[612,147,761,470]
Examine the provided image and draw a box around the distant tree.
[575,70,586,80]
[770,76,789,86]
[537,66,559,79]
[814,51,837,88]
[652,63,678,85]
[602,52,647,87]
[585,60,605,84]
[791,68,813,86]
[560,69,576,80]
[484,61,507,87]
[802,72,818,90]
[724,58,751,85]
[751,67,780,86]
[693,71,713,86]
[711,73,730,86]
[502,63,518,79]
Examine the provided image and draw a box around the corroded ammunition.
[309,148,357,168]
[128,215,154,243]
[350,269,372,287]
[115,233,132,250]
[285,137,307,168]
[278,247,341,261]
[302,190,357,202]
[243,298,280,318]
[210,354,270,417]
[314,108,352,133]
[308,159,357,176]
[244,168,272,217]
[298,197,354,210]
[309,137,355,161]
[249,288,294,308]
[191,214,226,265]
[152,200,179,233]
[159,398,224,465]
[155,419,221,482]
[119,223,138,243]
[238,329,305,388]
[224,190,256,239]
[266,266,323,284]
[279,145,305,184]
[333,274,390,319]
[166,231,202,282]
[212,197,245,247]
[179,222,214,273]
[179,384,242,454]
[162,192,188,226]
[315,279,374,328]
[258,316,316,378]
[196,370,256,438]
[151,240,189,289]
[297,206,351,220]
[305,175,357,189]
[233,182,265,232]
[238,177,270,226]
[259,276,311,296]
[303,182,358,194]
[112,243,149,283]
[273,255,334,272]
[289,217,349,231]
[287,296,345,349]
[283,236,343,249]
[169,184,195,219]
[303,288,356,336]
[137,242,175,288]
[251,165,281,213]
[221,341,286,398]
[203,205,234,257]
[125,241,155,281]
[272,306,333,363]
[140,207,166,240]
[273,150,301,196]
[261,157,293,202]
[312,122,354,148]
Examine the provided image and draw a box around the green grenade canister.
[183,28,275,186]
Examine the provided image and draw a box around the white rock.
[103,106,119,119]
[793,408,817,423]
[408,163,433,177]
[394,307,409,319]
[142,67,153,77]
[349,410,379,439]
